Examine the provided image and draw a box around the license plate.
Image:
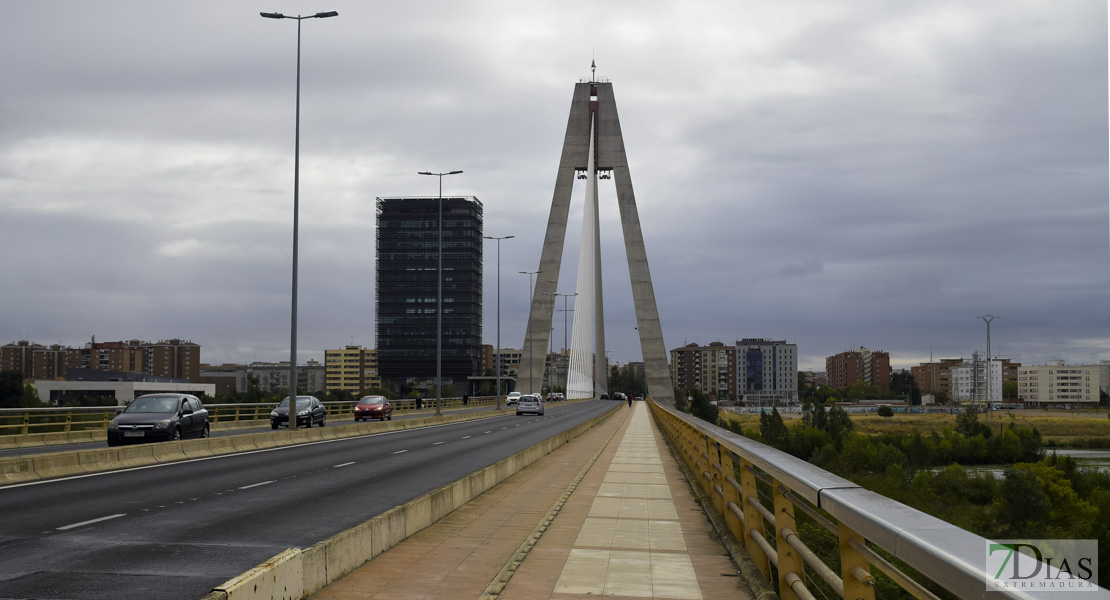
[123,431,145,437]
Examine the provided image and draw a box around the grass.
[719,409,1110,446]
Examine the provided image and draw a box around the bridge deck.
[310,402,751,600]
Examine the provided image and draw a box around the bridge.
[1,398,1100,599]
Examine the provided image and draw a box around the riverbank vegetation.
[706,403,1110,595]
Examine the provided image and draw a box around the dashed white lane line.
[334,462,356,468]
[433,441,445,445]
[462,435,472,439]
[239,481,275,490]
[484,431,492,434]
[393,449,408,454]
[58,513,126,531]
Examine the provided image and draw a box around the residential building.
[950,353,1003,405]
[199,363,238,396]
[912,357,1021,398]
[826,347,891,390]
[2,340,71,380]
[1018,361,1102,408]
[737,338,798,404]
[236,361,325,394]
[669,342,736,402]
[375,196,483,392]
[324,346,381,394]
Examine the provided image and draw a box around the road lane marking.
[392,449,408,454]
[484,431,492,434]
[334,462,355,468]
[462,435,471,439]
[58,513,125,530]
[239,480,275,490]
[433,442,445,445]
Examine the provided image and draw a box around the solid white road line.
[333,462,356,468]
[392,449,408,454]
[239,481,275,490]
[58,513,126,530]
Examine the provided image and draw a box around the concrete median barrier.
[32,452,86,480]
[150,442,187,463]
[115,444,156,468]
[0,456,38,485]
[79,448,121,473]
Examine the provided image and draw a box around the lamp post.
[483,235,514,410]
[518,270,541,394]
[260,10,338,426]
[549,292,577,398]
[418,170,464,417]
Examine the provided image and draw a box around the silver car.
[516,394,544,416]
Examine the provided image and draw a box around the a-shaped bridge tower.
[519,68,675,405]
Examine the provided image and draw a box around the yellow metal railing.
[648,399,1040,600]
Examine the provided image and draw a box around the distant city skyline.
[1,2,1105,373]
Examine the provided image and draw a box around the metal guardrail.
[0,396,501,437]
[648,399,1107,600]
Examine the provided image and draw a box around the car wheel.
[201,423,210,438]
[172,427,182,441]
[305,418,312,428]
[320,416,326,427]
[387,414,392,421]
[271,423,279,429]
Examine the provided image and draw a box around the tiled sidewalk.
[311,403,750,600]
[502,403,749,600]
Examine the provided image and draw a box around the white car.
[506,392,522,406]
[516,395,545,416]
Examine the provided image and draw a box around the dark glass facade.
[375,197,483,387]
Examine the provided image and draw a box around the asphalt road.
[0,404,500,459]
[0,400,616,600]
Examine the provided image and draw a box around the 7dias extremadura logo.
[986,540,1098,592]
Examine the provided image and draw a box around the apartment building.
[670,342,736,401]
[1018,361,1102,408]
[825,347,891,390]
[324,346,381,394]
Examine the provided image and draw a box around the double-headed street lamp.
[518,270,542,394]
[548,292,577,397]
[418,170,463,417]
[483,235,514,410]
[260,10,338,424]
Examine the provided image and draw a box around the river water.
[954,448,1110,477]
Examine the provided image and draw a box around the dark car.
[107,393,209,446]
[354,395,392,421]
[270,395,326,429]
[516,394,545,416]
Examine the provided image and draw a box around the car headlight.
[270,410,279,418]
[297,409,310,416]
[154,419,171,430]
[107,419,119,431]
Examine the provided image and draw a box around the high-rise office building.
[375,196,483,391]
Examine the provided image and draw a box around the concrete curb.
[204,403,621,600]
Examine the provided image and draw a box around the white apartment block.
[736,338,798,404]
[950,358,1003,405]
[1018,361,1102,407]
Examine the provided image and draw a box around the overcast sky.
[1,1,1106,372]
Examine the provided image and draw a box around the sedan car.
[107,393,209,446]
[516,394,544,416]
[354,395,392,421]
[270,395,326,429]
[506,392,522,406]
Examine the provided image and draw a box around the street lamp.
[260,10,338,426]
[483,235,514,410]
[547,292,577,398]
[419,170,464,417]
[518,270,542,394]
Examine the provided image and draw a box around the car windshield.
[277,397,312,410]
[125,396,178,413]
[360,397,384,406]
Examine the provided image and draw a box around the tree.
[0,370,25,408]
[688,388,718,424]
[1001,381,1018,399]
[759,407,789,449]
[877,405,894,417]
[955,405,991,438]
[889,370,918,400]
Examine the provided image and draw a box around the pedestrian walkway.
[310,402,751,600]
